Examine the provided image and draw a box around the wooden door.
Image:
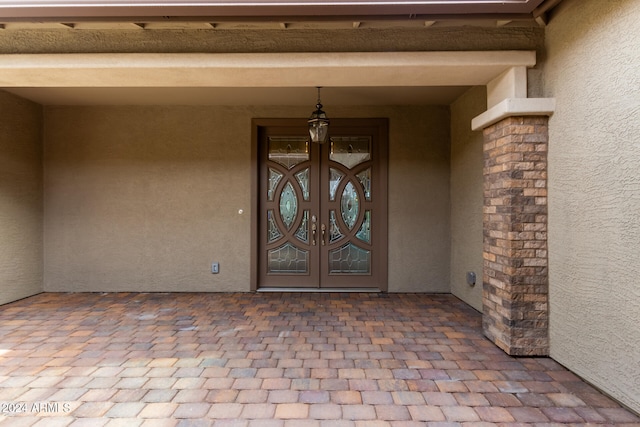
[256,119,388,290]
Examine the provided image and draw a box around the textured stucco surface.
[0,27,544,55]
[43,104,450,293]
[386,106,451,293]
[449,86,486,311]
[0,91,43,305]
[544,0,640,413]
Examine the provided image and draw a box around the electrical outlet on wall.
[211,262,219,274]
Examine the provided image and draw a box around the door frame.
[251,117,389,292]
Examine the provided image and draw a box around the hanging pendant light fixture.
[308,87,330,144]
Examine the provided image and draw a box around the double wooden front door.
[255,119,388,290]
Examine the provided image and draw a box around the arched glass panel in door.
[326,136,373,276]
[265,136,311,275]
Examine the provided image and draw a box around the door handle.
[311,223,317,246]
[321,224,326,246]
[311,215,317,246]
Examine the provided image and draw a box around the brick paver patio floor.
[0,292,638,426]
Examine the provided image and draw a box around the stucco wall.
[0,91,43,305]
[0,26,544,55]
[43,105,450,293]
[387,106,451,293]
[544,0,640,413]
[449,86,486,311]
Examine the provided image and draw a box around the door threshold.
[257,287,381,293]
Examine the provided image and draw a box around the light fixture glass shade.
[308,88,329,144]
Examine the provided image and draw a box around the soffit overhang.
[0,0,554,21]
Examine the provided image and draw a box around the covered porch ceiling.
[0,51,536,106]
[0,1,560,106]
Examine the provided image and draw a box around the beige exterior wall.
[387,106,451,292]
[0,91,43,305]
[449,86,486,311]
[43,105,450,293]
[544,0,640,413]
[0,26,543,55]
[0,0,546,306]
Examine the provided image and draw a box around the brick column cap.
[471,97,556,131]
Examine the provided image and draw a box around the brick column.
[482,116,549,356]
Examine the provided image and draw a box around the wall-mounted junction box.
[466,271,476,286]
